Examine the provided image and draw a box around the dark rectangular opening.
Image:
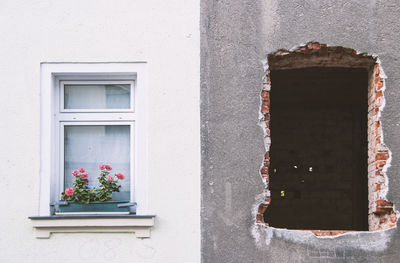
[264,67,369,231]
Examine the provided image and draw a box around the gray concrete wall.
[200,0,400,262]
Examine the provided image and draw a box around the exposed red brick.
[312,42,320,50]
[258,204,268,214]
[377,81,384,90]
[261,91,270,98]
[376,160,386,169]
[375,200,394,215]
[375,64,380,75]
[377,200,393,207]
[375,208,392,215]
[379,217,387,224]
[261,107,269,113]
[391,214,397,223]
[266,75,271,85]
[376,152,389,161]
[260,167,268,174]
[375,184,381,191]
[330,230,348,236]
[310,230,350,236]
[256,213,263,223]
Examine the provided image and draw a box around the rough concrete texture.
[201,0,400,262]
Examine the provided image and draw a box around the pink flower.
[72,170,78,177]
[86,179,89,183]
[65,187,74,196]
[99,164,106,170]
[105,165,112,171]
[106,175,114,181]
[116,173,125,180]
[78,168,85,173]
[81,173,88,178]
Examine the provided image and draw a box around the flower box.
[57,200,130,213]
[59,165,129,213]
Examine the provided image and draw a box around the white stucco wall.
[0,1,200,262]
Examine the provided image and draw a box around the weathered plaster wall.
[0,1,200,262]
[201,0,400,262]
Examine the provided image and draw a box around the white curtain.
[64,125,131,200]
[64,84,130,109]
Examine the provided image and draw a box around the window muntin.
[61,80,134,112]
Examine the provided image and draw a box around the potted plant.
[57,165,130,213]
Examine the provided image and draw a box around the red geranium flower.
[116,173,125,180]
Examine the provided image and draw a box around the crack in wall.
[252,42,398,249]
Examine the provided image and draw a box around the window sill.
[28,214,155,239]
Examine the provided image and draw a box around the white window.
[39,63,148,216]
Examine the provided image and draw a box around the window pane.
[64,84,131,109]
[64,125,130,200]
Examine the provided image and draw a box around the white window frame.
[39,63,148,216]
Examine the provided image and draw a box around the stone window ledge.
[29,214,155,239]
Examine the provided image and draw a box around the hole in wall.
[266,67,368,231]
[256,42,397,236]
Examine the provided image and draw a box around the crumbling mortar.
[252,42,398,248]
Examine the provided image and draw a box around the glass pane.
[64,84,131,109]
[64,125,130,200]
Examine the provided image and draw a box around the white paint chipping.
[375,57,390,200]
[253,224,394,251]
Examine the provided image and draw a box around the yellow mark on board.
[280,190,285,197]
